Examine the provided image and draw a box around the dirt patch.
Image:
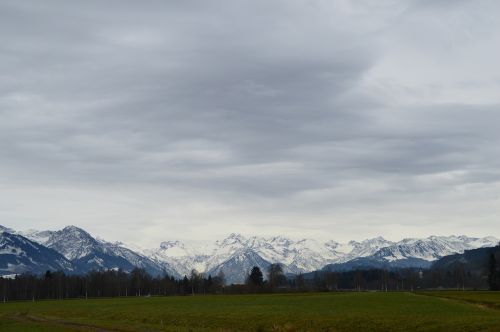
[10,313,131,332]
[415,293,500,312]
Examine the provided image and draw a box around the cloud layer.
[1,0,499,246]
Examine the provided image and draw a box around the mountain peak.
[0,232,73,275]
[228,233,245,240]
[44,225,99,260]
[483,236,499,243]
[219,233,246,245]
[62,225,88,234]
[363,236,388,243]
[268,235,292,245]
[58,226,97,242]
[160,240,182,250]
[0,225,14,233]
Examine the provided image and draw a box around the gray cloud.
[1,0,499,246]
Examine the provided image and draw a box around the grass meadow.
[1,292,500,331]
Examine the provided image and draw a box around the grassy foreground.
[1,292,500,331]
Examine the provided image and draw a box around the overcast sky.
[1,0,499,247]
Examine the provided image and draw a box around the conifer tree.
[247,266,264,287]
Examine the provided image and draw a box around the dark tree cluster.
[488,250,500,291]
[0,268,225,302]
[300,269,422,292]
[244,264,287,292]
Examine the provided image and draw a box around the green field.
[1,292,500,331]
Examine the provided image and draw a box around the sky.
[1,0,499,248]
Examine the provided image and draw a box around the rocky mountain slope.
[0,231,73,276]
[19,226,178,277]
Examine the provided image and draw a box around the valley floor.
[1,291,500,331]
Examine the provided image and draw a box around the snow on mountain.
[204,234,393,274]
[19,229,54,245]
[144,234,398,283]
[373,235,499,262]
[44,226,100,260]
[0,231,73,276]
[144,240,208,277]
[0,225,15,233]
[18,226,178,277]
[146,234,303,280]
[98,240,180,278]
[246,236,340,273]
[289,239,348,272]
[467,236,499,248]
[207,248,271,285]
[148,234,498,282]
[341,237,396,262]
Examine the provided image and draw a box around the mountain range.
[1,226,178,278]
[1,225,498,283]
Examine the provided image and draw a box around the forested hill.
[432,245,500,274]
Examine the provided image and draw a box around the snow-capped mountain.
[0,225,15,233]
[341,237,396,262]
[43,226,99,261]
[20,226,179,277]
[322,235,499,272]
[145,233,345,281]
[372,235,498,262]
[207,248,272,284]
[149,233,349,280]
[0,231,73,275]
[145,240,210,277]
[19,229,54,245]
[148,234,498,283]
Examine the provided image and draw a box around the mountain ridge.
[15,225,179,278]
[0,231,74,276]
[1,224,498,283]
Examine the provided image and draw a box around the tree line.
[0,264,419,302]
[1,268,226,302]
